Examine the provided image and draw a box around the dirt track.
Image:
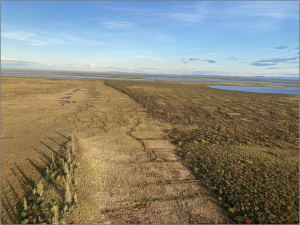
[1,77,232,224]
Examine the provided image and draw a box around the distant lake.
[209,86,299,95]
[1,73,299,87]
[179,74,299,81]
[149,78,298,87]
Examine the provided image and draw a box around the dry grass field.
[1,76,233,224]
[106,80,299,224]
[1,76,89,223]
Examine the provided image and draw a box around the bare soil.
[1,77,233,224]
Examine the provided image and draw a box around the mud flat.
[1,76,232,224]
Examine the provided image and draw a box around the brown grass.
[105,80,299,224]
[1,76,233,224]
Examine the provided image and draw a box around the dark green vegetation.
[21,135,78,224]
[106,80,299,224]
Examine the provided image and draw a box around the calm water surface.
[209,86,299,95]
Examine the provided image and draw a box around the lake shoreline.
[2,72,299,95]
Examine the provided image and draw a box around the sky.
[1,1,299,77]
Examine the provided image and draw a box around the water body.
[178,74,299,81]
[209,86,299,95]
[149,78,298,87]
[2,73,299,87]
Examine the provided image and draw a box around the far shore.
[1,69,299,85]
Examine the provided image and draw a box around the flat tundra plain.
[1,76,233,224]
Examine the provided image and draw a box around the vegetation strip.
[20,134,79,224]
[105,80,299,224]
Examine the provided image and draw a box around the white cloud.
[102,21,136,30]
[138,67,158,70]
[1,56,17,61]
[2,31,58,46]
[90,63,96,69]
[27,40,50,46]
[169,13,204,22]
[1,31,36,41]
[1,57,48,68]
[168,1,298,26]
[1,31,51,46]
[167,2,208,23]
[63,35,108,46]
[225,1,299,20]
[2,30,108,47]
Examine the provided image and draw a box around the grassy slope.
[105,80,299,224]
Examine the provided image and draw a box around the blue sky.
[1,1,299,76]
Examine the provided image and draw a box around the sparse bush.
[73,192,78,204]
[50,205,59,215]
[21,219,29,224]
[23,198,28,211]
[21,133,79,224]
[56,175,62,182]
[66,171,71,184]
[51,154,55,165]
[67,148,72,164]
[63,162,69,174]
[52,216,59,225]
[36,181,44,197]
[70,164,74,173]
[64,180,72,204]
[32,188,37,195]
[63,204,68,214]
[46,166,50,177]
